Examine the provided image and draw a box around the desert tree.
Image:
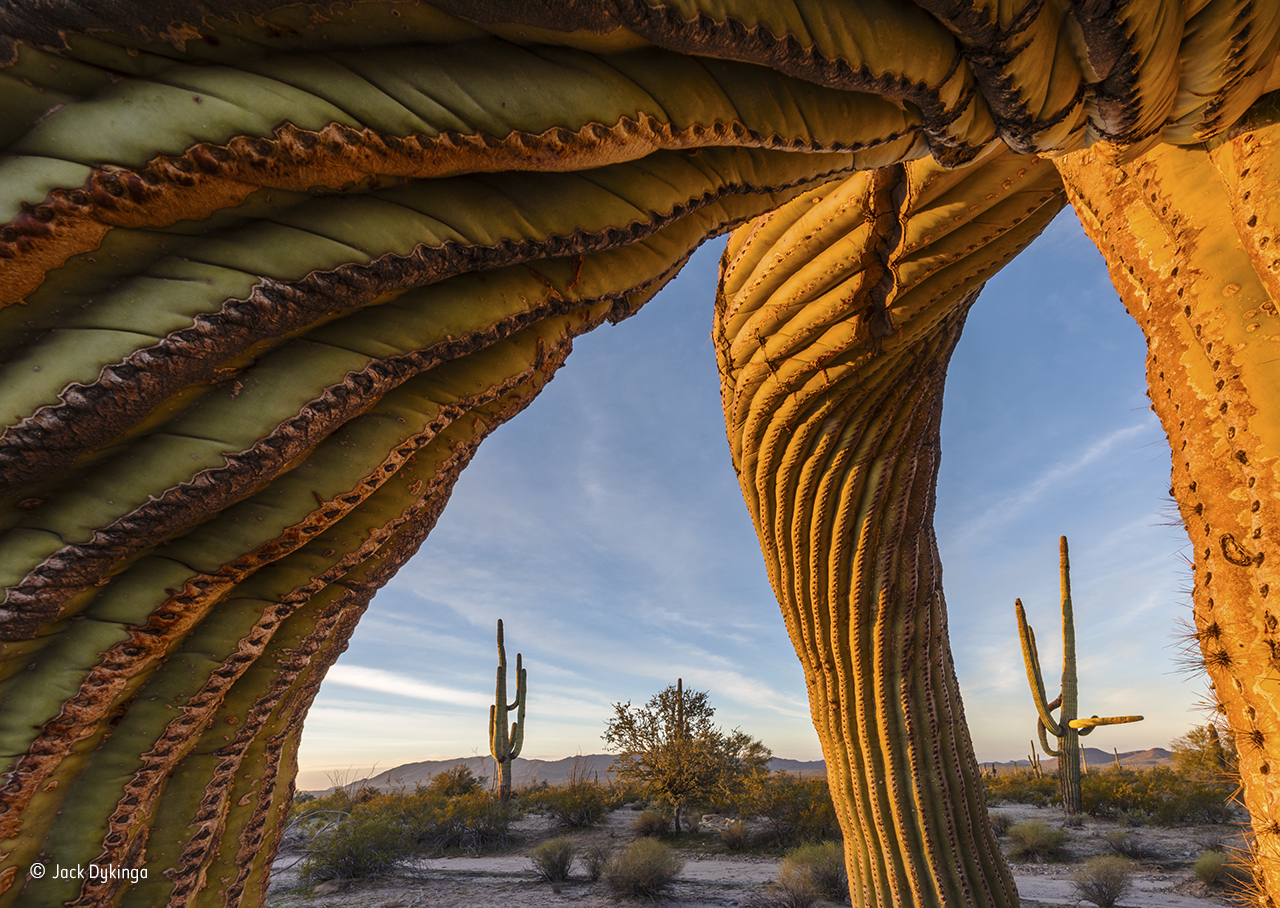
[602,679,769,832]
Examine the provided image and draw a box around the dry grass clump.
[721,819,750,850]
[1071,855,1133,907]
[1005,820,1069,862]
[603,838,684,898]
[529,836,576,883]
[633,809,672,838]
[1193,849,1251,888]
[780,842,848,903]
[1103,829,1156,860]
[581,843,612,882]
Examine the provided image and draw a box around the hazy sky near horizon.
[294,208,1203,791]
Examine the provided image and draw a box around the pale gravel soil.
[267,804,1241,908]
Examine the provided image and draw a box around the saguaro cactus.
[488,619,526,801]
[1015,537,1143,814]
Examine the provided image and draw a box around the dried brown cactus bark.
[1056,115,1280,901]
[714,146,1065,907]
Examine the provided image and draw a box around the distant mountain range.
[314,753,826,793]
[311,748,1170,793]
[979,747,1172,776]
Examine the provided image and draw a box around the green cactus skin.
[1015,537,1143,815]
[488,619,526,801]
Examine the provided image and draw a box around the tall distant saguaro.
[489,620,526,801]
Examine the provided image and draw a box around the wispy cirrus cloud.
[325,665,491,708]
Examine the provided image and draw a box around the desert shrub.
[1081,766,1236,825]
[298,806,407,883]
[379,789,514,854]
[581,843,612,882]
[781,841,848,904]
[425,763,485,797]
[721,819,750,850]
[419,790,515,852]
[768,863,819,908]
[634,809,672,837]
[603,838,684,898]
[988,813,1012,837]
[530,836,576,883]
[1005,820,1069,862]
[1194,850,1229,885]
[1104,829,1155,860]
[982,770,1060,808]
[540,781,610,827]
[1072,856,1133,908]
[1193,850,1251,888]
[739,773,840,845]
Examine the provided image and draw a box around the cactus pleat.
[3,2,1280,907]
[714,145,1065,907]
[0,40,924,304]
[1054,121,1280,900]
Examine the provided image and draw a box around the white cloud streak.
[324,665,492,708]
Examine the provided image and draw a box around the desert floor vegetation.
[269,760,1248,908]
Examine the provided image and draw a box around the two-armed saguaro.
[1015,537,1143,814]
[488,619,526,801]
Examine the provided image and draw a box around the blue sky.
[294,208,1204,790]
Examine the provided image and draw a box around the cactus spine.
[489,619,526,801]
[1015,536,1143,814]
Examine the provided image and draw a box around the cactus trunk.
[1057,120,1280,898]
[716,146,1066,907]
[489,620,525,801]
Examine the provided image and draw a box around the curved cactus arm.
[1070,715,1144,733]
[1015,599,1064,738]
[509,653,526,759]
[1036,718,1063,758]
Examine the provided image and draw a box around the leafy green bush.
[299,807,408,883]
[738,773,840,845]
[634,809,671,837]
[780,842,848,904]
[530,836,576,883]
[1072,856,1133,907]
[1006,820,1069,862]
[603,838,684,898]
[425,763,485,797]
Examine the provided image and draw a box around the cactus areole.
[1016,538,1143,814]
[488,619,526,801]
[1,1,1280,906]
